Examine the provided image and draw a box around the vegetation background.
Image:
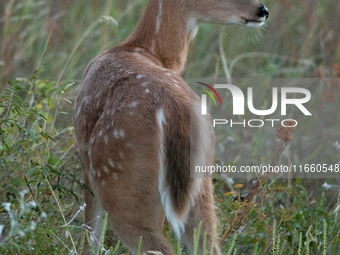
[0,0,339,254]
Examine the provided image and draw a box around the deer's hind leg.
[183,178,221,255]
[90,158,174,255]
[87,119,174,255]
[79,149,106,255]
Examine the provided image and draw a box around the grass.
[0,0,340,254]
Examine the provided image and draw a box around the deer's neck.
[123,0,198,74]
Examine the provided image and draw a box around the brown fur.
[74,0,267,254]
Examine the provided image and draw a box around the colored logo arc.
[197,82,223,106]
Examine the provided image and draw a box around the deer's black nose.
[258,5,269,20]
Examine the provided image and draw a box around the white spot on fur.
[108,158,115,167]
[127,142,133,148]
[76,108,80,118]
[113,173,118,180]
[117,163,123,170]
[141,82,149,87]
[119,151,124,159]
[97,171,101,178]
[99,130,103,137]
[119,130,125,138]
[154,93,157,98]
[103,166,109,173]
[104,135,108,144]
[114,130,119,139]
[165,73,172,76]
[145,89,150,93]
[102,180,105,186]
[136,75,143,79]
[129,102,139,108]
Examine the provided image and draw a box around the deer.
[73,0,269,254]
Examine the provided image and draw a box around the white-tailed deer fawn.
[74,0,268,254]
